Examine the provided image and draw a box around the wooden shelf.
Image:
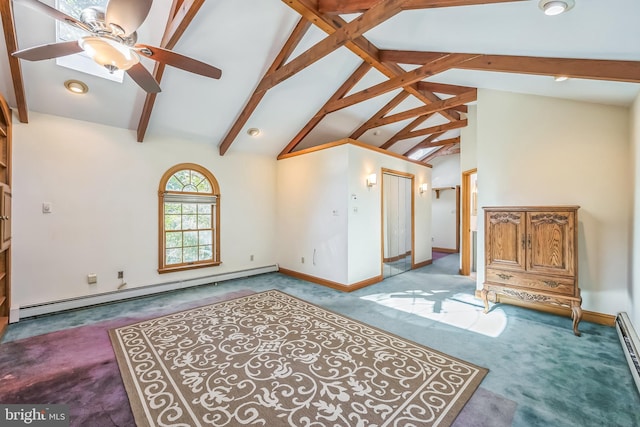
[0,296,5,308]
[0,126,5,137]
[433,186,455,199]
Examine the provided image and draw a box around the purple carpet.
[0,289,516,427]
[0,290,255,427]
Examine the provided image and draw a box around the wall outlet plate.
[87,273,97,284]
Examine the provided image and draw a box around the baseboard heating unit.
[17,264,279,320]
[616,312,640,394]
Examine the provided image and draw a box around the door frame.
[460,168,477,276]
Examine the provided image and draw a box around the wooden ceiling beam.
[402,119,468,141]
[261,0,408,93]
[368,89,476,128]
[318,0,526,13]
[277,61,372,158]
[421,143,460,163]
[381,50,640,83]
[283,0,460,122]
[219,18,312,156]
[0,0,28,122]
[417,81,476,96]
[402,0,528,10]
[324,54,477,114]
[137,0,205,142]
[379,114,433,150]
[350,91,410,140]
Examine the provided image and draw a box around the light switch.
[42,202,52,214]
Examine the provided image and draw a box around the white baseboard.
[18,264,279,320]
[616,312,640,394]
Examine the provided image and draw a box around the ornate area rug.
[109,290,488,426]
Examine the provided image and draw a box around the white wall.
[631,92,640,329]
[276,144,350,284]
[277,141,432,287]
[12,112,277,308]
[460,105,477,174]
[476,90,631,315]
[431,154,460,250]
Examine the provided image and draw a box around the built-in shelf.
[0,127,5,137]
[433,186,455,199]
[0,296,5,308]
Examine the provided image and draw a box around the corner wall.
[631,91,640,328]
[476,90,631,315]
[276,141,432,287]
[12,112,277,309]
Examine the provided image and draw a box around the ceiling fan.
[11,0,222,93]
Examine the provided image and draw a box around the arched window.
[158,163,220,273]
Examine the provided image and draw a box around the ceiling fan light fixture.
[78,36,140,72]
[64,79,88,94]
[539,0,574,16]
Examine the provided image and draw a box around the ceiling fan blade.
[13,0,91,32]
[105,0,152,36]
[126,62,161,93]
[135,44,222,80]
[12,40,83,61]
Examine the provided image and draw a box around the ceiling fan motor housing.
[79,6,137,46]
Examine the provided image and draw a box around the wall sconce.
[419,183,429,194]
[367,173,377,187]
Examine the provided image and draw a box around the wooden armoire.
[0,94,11,338]
[481,206,582,336]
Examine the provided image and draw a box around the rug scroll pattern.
[110,290,487,426]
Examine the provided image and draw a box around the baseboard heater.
[17,264,279,320]
[616,312,640,394]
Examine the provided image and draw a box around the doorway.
[461,169,478,276]
[382,170,414,278]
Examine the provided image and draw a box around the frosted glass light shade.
[79,36,140,71]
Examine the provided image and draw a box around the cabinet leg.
[481,288,490,314]
[571,303,582,337]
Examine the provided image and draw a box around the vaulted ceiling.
[1,0,639,164]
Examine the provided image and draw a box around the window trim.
[158,163,221,274]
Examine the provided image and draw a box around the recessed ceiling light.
[554,75,569,82]
[539,0,574,16]
[64,79,88,94]
[247,128,260,137]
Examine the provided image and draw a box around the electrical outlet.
[250,255,254,261]
[87,274,97,284]
[301,257,305,264]
[117,271,124,279]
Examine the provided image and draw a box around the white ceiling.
[1,0,639,158]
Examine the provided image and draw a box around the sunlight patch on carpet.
[360,290,508,338]
[110,290,488,426]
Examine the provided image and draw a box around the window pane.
[183,231,198,247]
[165,215,181,231]
[184,246,198,263]
[199,245,213,261]
[175,170,191,187]
[166,248,182,265]
[198,214,211,229]
[196,178,211,193]
[198,204,211,214]
[164,203,181,214]
[198,230,212,245]
[166,232,182,249]
[183,204,197,214]
[166,176,183,191]
[184,184,198,192]
[182,215,197,230]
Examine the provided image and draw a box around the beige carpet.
[110,290,488,426]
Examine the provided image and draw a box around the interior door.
[383,172,413,278]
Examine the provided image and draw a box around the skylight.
[408,146,439,161]
[55,0,125,83]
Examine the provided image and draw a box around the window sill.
[158,261,221,274]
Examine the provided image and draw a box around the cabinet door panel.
[527,211,574,276]
[485,211,525,271]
